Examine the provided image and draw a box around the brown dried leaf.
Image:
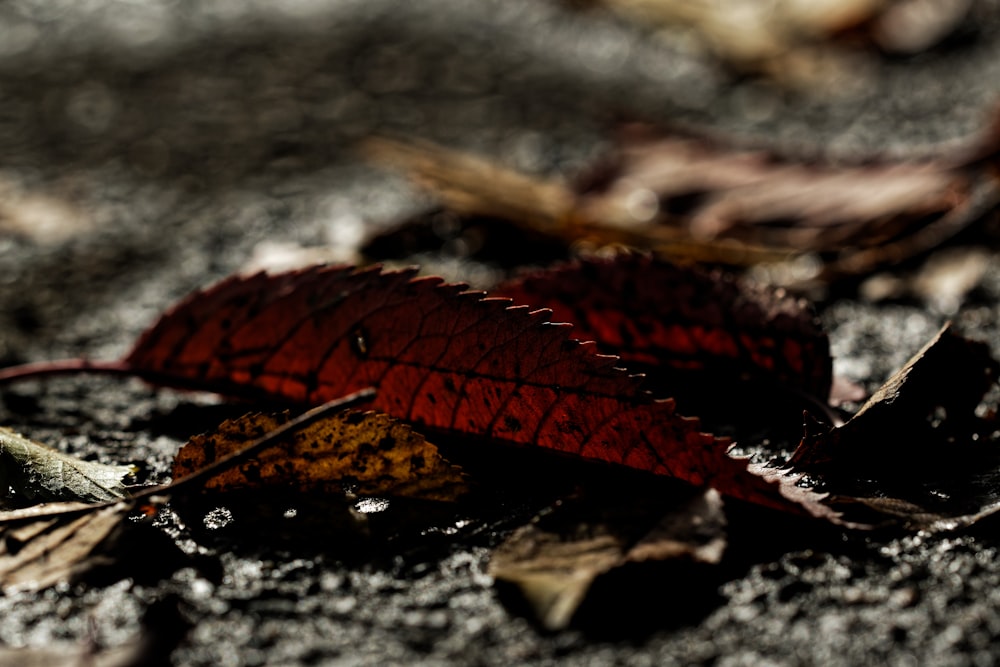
[489,486,725,630]
[173,410,468,502]
[0,502,131,593]
[791,323,998,469]
[364,121,1000,285]
[0,395,374,593]
[790,323,1000,530]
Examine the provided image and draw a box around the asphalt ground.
[2,1,1000,664]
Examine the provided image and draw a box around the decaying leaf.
[118,264,833,519]
[490,485,726,630]
[364,120,1000,287]
[0,392,373,594]
[0,501,132,593]
[496,254,832,399]
[0,428,135,504]
[173,410,468,502]
[790,323,1000,530]
[791,323,998,469]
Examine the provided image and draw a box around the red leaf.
[496,254,832,399]
[124,265,833,518]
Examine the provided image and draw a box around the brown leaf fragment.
[871,0,973,54]
[363,136,576,231]
[859,247,992,314]
[173,410,468,502]
[0,502,130,593]
[574,127,1000,287]
[0,646,134,667]
[489,485,725,630]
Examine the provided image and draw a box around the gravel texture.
[2,1,1000,665]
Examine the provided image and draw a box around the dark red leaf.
[124,265,834,519]
[495,254,832,399]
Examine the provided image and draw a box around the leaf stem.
[0,359,135,384]
[0,359,304,401]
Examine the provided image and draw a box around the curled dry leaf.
[0,427,135,505]
[0,502,131,593]
[121,264,833,519]
[496,254,832,399]
[790,323,1000,530]
[173,410,468,502]
[489,486,726,630]
[791,323,998,468]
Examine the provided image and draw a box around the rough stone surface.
[2,1,1000,664]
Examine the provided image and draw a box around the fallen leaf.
[496,253,832,399]
[364,119,1000,287]
[868,0,973,55]
[489,485,725,630]
[911,247,993,315]
[116,265,833,519]
[791,323,998,469]
[0,502,132,593]
[0,392,373,593]
[0,427,135,505]
[173,410,468,502]
[859,247,993,313]
[790,323,1000,530]
[572,0,877,62]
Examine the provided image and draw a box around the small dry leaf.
[791,323,998,469]
[0,394,373,594]
[0,502,131,593]
[790,323,1000,530]
[489,486,725,630]
[173,410,468,502]
[0,428,135,504]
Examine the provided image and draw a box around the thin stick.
[132,387,377,501]
[0,359,135,384]
[0,359,318,403]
